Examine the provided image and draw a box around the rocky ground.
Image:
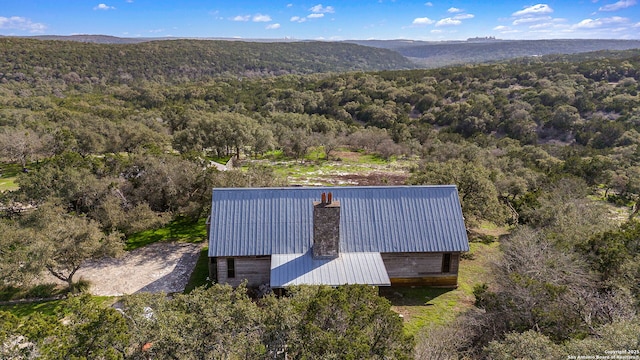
[42,242,203,296]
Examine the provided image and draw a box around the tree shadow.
[125,217,207,251]
[183,248,211,294]
[133,250,201,294]
[379,286,453,306]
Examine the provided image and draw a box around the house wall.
[381,252,460,287]
[215,256,271,287]
[211,252,461,288]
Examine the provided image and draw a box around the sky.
[1,1,639,41]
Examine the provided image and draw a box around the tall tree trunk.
[47,265,80,291]
[630,201,639,220]
[20,156,27,172]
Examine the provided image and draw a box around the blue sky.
[1,1,639,40]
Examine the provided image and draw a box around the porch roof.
[270,252,391,288]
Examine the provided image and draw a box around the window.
[209,257,218,282]
[442,253,451,273]
[227,258,235,278]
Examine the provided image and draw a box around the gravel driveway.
[44,242,204,296]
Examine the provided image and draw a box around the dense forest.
[1,38,640,358]
[0,38,416,84]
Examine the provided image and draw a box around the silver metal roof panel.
[208,185,469,257]
[270,252,390,287]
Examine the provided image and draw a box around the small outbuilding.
[208,185,469,288]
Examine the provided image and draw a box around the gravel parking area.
[43,242,204,296]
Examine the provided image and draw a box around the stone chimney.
[313,192,340,259]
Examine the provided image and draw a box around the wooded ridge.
[0,38,416,84]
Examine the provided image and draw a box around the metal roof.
[208,185,469,257]
[270,252,391,287]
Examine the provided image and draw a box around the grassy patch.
[380,287,458,335]
[0,299,66,317]
[330,150,389,164]
[0,163,22,177]
[355,153,389,164]
[457,242,500,295]
[0,296,117,317]
[183,247,210,293]
[381,242,501,336]
[257,149,286,161]
[304,147,327,161]
[125,217,207,250]
[211,155,233,165]
[0,177,18,192]
[473,221,511,238]
[0,163,21,192]
[0,283,66,302]
[258,149,415,186]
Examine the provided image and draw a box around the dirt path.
[44,242,204,296]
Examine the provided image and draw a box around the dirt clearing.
[42,242,204,296]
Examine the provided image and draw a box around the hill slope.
[0,38,416,84]
[348,39,640,67]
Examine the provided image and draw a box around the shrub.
[69,279,92,294]
[25,283,58,299]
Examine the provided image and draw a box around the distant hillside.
[347,39,640,68]
[509,48,640,66]
[23,34,303,44]
[23,34,152,44]
[0,38,416,84]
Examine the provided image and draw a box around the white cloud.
[447,7,463,13]
[431,29,443,33]
[545,22,571,30]
[310,4,335,13]
[308,13,324,18]
[528,22,553,29]
[573,19,600,28]
[290,16,306,23]
[512,4,553,16]
[266,23,281,29]
[125,0,133,2]
[0,16,46,33]
[233,15,250,22]
[599,0,637,11]
[496,26,522,34]
[253,14,272,22]
[634,21,640,27]
[454,13,474,20]
[94,3,115,10]
[573,16,628,28]
[435,17,461,26]
[287,3,293,7]
[513,16,551,25]
[412,17,434,25]
[209,10,223,20]
[425,2,433,6]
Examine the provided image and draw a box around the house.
[208,185,469,288]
